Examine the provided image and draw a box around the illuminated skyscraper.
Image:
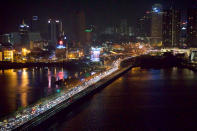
[48,19,63,48]
[19,20,30,35]
[120,19,128,36]
[162,9,181,47]
[136,11,151,37]
[150,4,163,47]
[19,20,30,48]
[187,8,197,47]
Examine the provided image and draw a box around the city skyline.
[2,0,197,130]
[0,0,196,34]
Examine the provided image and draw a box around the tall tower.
[136,11,151,37]
[19,19,30,35]
[31,16,40,32]
[150,4,163,47]
[162,9,181,47]
[76,10,86,47]
[48,19,63,48]
[187,8,197,47]
[19,19,30,48]
[120,19,128,36]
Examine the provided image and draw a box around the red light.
[59,40,63,45]
[146,11,150,14]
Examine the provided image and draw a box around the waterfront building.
[162,9,181,47]
[3,50,14,62]
[68,50,84,59]
[1,43,14,62]
[0,52,2,61]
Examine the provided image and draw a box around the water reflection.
[48,70,51,89]
[129,67,152,80]
[49,67,197,131]
[0,67,84,117]
[20,68,29,107]
[1,69,17,115]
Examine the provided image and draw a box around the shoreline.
[0,59,89,70]
[0,57,133,130]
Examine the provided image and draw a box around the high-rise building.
[187,8,197,47]
[180,21,187,47]
[103,27,114,35]
[10,32,21,46]
[28,32,42,44]
[19,20,30,48]
[85,25,94,44]
[76,10,86,46]
[162,9,181,47]
[48,19,63,48]
[0,34,11,43]
[120,19,128,36]
[136,11,151,37]
[128,26,134,36]
[150,4,163,47]
[31,16,40,32]
[19,20,30,35]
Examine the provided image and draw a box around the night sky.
[0,0,196,34]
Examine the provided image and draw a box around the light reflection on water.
[0,67,86,117]
[20,68,29,107]
[52,67,197,131]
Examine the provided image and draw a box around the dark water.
[40,67,197,130]
[0,67,89,117]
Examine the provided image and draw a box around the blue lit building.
[19,20,30,48]
[31,16,40,32]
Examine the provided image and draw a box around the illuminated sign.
[91,47,101,62]
[57,40,65,49]
[85,29,92,32]
[57,45,66,49]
